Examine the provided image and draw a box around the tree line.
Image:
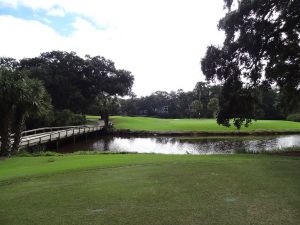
[0,51,134,156]
[117,82,288,120]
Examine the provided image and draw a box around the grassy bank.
[110,116,300,133]
[0,154,300,225]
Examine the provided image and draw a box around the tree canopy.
[201,0,300,128]
[119,84,222,118]
[20,51,134,113]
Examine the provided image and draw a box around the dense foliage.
[118,82,284,119]
[52,110,86,126]
[0,69,51,156]
[287,113,300,122]
[201,0,300,128]
[20,51,134,114]
[119,83,221,118]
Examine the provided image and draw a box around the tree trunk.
[12,109,25,154]
[0,110,12,156]
[104,114,109,129]
[101,113,109,130]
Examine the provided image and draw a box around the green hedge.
[287,113,300,122]
[53,109,86,126]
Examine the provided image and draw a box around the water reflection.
[55,134,300,155]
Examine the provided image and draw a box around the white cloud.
[41,17,51,24]
[0,15,66,59]
[0,0,225,96]
[47,8,65,17]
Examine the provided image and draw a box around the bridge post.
[73,136,76,145]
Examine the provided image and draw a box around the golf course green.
[108,116,300,132]
[0,154,299,225]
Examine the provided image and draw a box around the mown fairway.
[110,116,300,132]
[0,154,299,225]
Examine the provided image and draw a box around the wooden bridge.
[17,121,105,148]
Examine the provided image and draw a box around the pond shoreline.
[109,129,300,137]
[273,151,300,157]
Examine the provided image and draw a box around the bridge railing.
[20,125,92,137]
[19,124,104,147]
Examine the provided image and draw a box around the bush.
[287,113,300,122]
[53,109,86,126]
[25,108,55,130]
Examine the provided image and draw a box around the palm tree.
[0,69,21,156]
[12,75,51,153]
[0,69,51,156]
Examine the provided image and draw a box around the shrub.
[26,109,86,129]
[53,109,86,126]
[287,113,300,122]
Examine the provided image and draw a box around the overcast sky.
[0,0,225,96]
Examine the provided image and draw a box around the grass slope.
[110,116,300,132]
[0,154,300,225]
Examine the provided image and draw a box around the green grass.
[110,116,300,132]
[0,154,300,225]
[86,115,100,120]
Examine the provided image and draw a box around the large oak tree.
[201,0,300,128]
[20,51,134,114]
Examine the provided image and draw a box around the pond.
[53,134,300,154]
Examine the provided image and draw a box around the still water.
[54,134,300,154]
